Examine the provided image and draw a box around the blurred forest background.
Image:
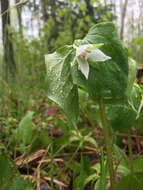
[0,1,143,189]
[0,0,143,86]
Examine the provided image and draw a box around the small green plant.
[0,153,33,190]
[45,22,142,189]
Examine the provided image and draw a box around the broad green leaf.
[106,104,137,131]
[16,111,35,145]
[72,22,137,103]
[0,154,32,190]
[106,85,141,131]
[45,45,78,126]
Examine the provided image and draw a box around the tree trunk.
[138,0,143,35]
[41,0,49,49]
[15,0,23,36]
[41,0,59,50]
[1,0,16,79]
[120,0,128,41]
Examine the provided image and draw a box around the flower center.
[80,50,90,59]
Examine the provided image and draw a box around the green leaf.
[129,84,142,111]
[84,174,99,187]
[106,104,137,131]
[106,85,141,131]
[16,111,35,145]
[36,129,52,147]
[117,165,130,176]
[94,179,101,190]
[0,153,32,190]
[113,145,130,176]
[133,155,143,173]
[45,45,79,126]
[7,177,32,190]
[99,148,107,190]
[74,155,90,190]
[0,154,14,187]
[72,22,137,103]
[92,150,107,190]
[116,173,143,190]
[83,136,98,147]
[126,58,137,99]
[113,144,129,169]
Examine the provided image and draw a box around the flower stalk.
[99,98,116,190]
[128,130,134,190]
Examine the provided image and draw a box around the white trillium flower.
[76,44,111,79]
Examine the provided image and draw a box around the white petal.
[77,56,89,79]
[136,104,143,120]
[76,44,92,57]
[89,49,111,62]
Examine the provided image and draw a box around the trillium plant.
[45,22,142,190]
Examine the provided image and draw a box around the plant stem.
[128,130,134,190]
[99,99,116,190]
